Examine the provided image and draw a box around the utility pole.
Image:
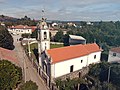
[108,66,111,90]
[108,66,111,83]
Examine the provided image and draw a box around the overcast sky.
[0,0,120,21]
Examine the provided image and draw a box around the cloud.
[0,0,120,21]
[0,0,6,4]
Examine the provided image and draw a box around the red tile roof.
[47,43,101,64]
[110,47,120,53]
[30,26,37,32]
[10,25,32,29]
[0,47,18,65]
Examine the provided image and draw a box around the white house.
[8,25,32,34]
[108,47,120,63]
[52,23,58,27]
[41,43,102,79]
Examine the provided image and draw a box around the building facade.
[8,25,32,34]
[108,47,120,63]
[69,35,86,45]
[36,17,102,84]
[40,43,101,81]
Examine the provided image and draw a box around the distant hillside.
[0,15,38,26]
[0,15,18,22]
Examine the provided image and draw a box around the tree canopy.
[54,30,64,42]
[31,29,37,38]
[0,25,14,50]
[88,62,120,90]
[0,60,22,90]
[19,80,38,90]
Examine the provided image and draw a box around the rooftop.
[69,35,86,40]
[0,47,18,65]
[47,43,101,64]
[110,47,120,53]
[10,25,32,29]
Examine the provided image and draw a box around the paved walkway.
[13,35,48,90]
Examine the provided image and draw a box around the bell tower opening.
[44,32,47,40]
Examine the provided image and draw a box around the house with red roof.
[8,25,36,34]
[108,47,120,63]
[41,43,102,79]
[0,47,19,65]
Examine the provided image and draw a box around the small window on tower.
[44,32,47,40]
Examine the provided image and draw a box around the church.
[36,17,102,82]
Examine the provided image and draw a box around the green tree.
[55,78,86,90]
[0,25,14,50]
[88,62,120,89]
[63,34,69,46]
[21,33,30,38]
[31,29,37,38]
[19,80,38,90]
[54,30,64,42]
[0,60,22,90]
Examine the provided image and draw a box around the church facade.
[45,43,101,80]
[36,17,102,82]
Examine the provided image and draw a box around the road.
[12,34,48,90]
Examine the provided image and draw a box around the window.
[45,43,47,50]
[94,55,96,59]
[70,65,74,72]
[44,32,47,40]
[81,60,83,63]
[113,53,116,56]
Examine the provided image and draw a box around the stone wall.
[54,67,89,81]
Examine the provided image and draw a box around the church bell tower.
[37,12,50,66]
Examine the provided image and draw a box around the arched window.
[44,32,47,40]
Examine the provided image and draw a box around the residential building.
[108,47,120,63]
[69,35,86,45]
[8,25,33,34]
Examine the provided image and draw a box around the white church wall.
[51,55,88,78]
[50,51,101,78]
[87,51,101,65]
[41,41,50,51]
[41,29,50,41]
